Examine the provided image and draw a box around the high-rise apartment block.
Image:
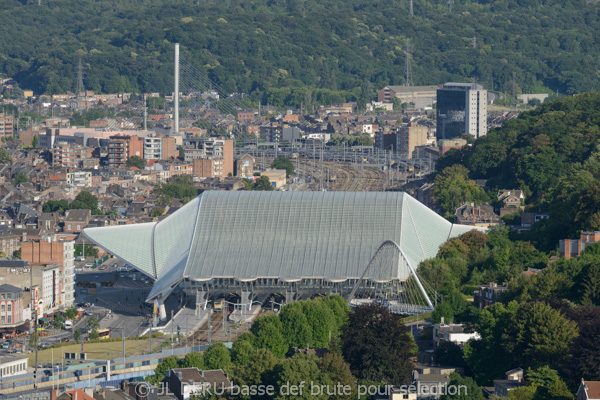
[436,83,487,140]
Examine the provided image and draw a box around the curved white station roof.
[82,191,478,300]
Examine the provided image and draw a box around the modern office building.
[436,83,487,140]
[83,191,482,319]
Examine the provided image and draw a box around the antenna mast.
[174,43,180,134]
[76,58,85,97]
[404,39,413,87]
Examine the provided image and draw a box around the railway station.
[82,191,478,320]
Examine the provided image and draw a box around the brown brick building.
[108,135,144,168]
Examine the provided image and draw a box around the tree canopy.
[341,303,416,385]
[271,158,295,177]
[126,155,146,169]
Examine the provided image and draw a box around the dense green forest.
[436,92,600,251]
[1,0,600,104]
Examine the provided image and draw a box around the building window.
[7,316,11,324]
[68,224,72,231]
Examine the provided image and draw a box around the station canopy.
[82,191,478,300]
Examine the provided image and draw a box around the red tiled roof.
[586,381,600,399]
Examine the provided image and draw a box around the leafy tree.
[465,301,579,385]
[271,157,295,177]
[317,352,357,400]
[301,300,337,348]
[561,305,600,385]
[203,342,232,370]
[89,329,99,340]
[251,314,288,358]
[341,303,416,385]
[440,373,485,400]
[434,341,466,369]
[29,333,40,348]
[53,312,65,329]
[65,306,78,320]
[13,248,20,259]
[433,165,490,219]
[253,175,275,191]
[43,199,70,213]
[126,155,146,169]
[320,295,349,328]
[74,329,82,343]
[150,207,165,217]
[526,366,573,400]
[279,303,313,349]
[273,353,330,400]
[231,339,256,366]
[0,148,12,164]
[75,244,98,258]
[232,348,279,399]
[32,135,38,148]
[181,351,205,369]
[149,355,179,383]
[71,191,99,211]
[153,175,197,200]
[87,315,99,331]
[13,172,29,185]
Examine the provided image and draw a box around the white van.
[64,320,73,329]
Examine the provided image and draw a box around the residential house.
[432,319,480,349]
[577,380,600,400]
[473,282,508,309]
[454,203,501,227]
[64,209,91,233]
[161,368,233,400]
[492,368,526,398]
[497,190,524,217]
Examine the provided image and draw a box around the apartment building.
[397,124,429,159]
[0,113,14,138]
[20,237,75,308]
[108,135,144,168]
[437,82,487,140]
[66,171,92,187]
[144,136,178,160]
[184,138,234,177]
[52,143,94,168]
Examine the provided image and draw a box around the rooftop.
[83,191,481,300]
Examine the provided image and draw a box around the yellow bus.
[97,329,110,339]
